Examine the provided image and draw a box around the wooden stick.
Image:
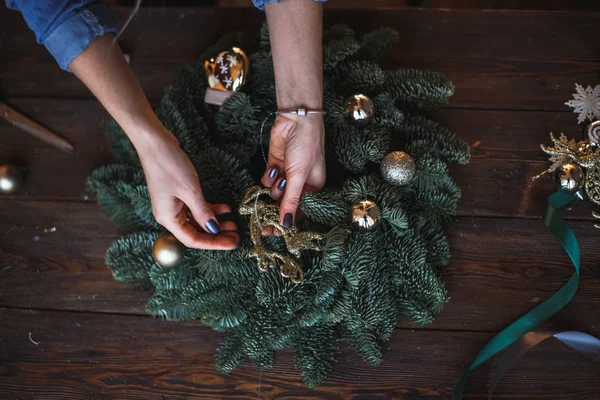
[0,103,75,153]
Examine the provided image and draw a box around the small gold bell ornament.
[204,47,249,106]
[345,94,374,125]
[0,164,24,195]
[350,200,381,231]
[554,162,585,194]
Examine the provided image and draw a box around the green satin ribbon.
[453,191,580,399]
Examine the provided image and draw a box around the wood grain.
[0,102,595,220]
[1,201,598,334]
[0,100,582,157]
[1,5,599,399]
[2,8,600,109]
[0,308,598,399]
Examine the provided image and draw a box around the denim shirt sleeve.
[6,1,119,71]
[252,0,327,11]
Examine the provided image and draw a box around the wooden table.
[1,5,599,399]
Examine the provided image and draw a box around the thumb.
[279,171,306,229]
[181,188,220,235]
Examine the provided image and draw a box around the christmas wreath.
[87,24,470,386]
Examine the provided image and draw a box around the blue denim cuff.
[253,0,327,11]
[43,3,119,72]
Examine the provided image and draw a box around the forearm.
[265,0,323,110]
[70,34,167,151]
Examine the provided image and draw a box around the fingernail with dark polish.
[283,213,294,229]
[268,167,278,179]
[277,179,287,191]
[206,219,220,235]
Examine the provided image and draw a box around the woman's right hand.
[68,34,237,249]
[136,129,239,250]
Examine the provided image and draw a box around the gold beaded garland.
[152,234,186,268]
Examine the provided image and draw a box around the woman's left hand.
[261,113,326,229]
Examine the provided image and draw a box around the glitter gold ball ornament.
[585,164,600,205]
[554,162,585,194]
[381,151,416,186]
[152,234,186,268]
[586,120,600,146]
[346,94,374,125]
[204,47,249,106]
[0,164,23,195]
[351,200,381,231]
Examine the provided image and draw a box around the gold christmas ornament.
[585,164,600,205]
[152,233,186,268]
[346,94,374,125]
[204,47,249,106]
[554,162,585,194]
[0,164,23,195]
[381,151,416,186]
[239,186,326,283]
[351,200,381,231]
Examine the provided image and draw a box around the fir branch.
[387,69,455,114]
[355,27,400,62]
[294,325,343,387]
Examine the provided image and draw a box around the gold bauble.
[205,47,248,88]
[585,164,600,205]
[381,151,415,186]
[152,234,186,268]
[345,94,374,125]
[351,200,381,231]
[554,162,584,194]
[0,164,23,195]
[204,47,249,105]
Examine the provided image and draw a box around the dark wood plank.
[0,146,115,201]
[1,103,595,220]
[0,98,107,148]
[5,142,593,220]
[4,8,598,64]
[1,201,599,335]
[1,99,583,157]
[2,7,599,109]
[0,308,598,399]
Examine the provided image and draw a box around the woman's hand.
[70,35,237,250]
[137,130,239,250]
[261,114,325,228]
[264,0,325,228]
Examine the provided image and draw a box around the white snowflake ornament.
[565,83,600,124]
[227,55,238,67]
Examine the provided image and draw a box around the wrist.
[274,69,323,110]
[276,84,323,110]
[128,123,178,156]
